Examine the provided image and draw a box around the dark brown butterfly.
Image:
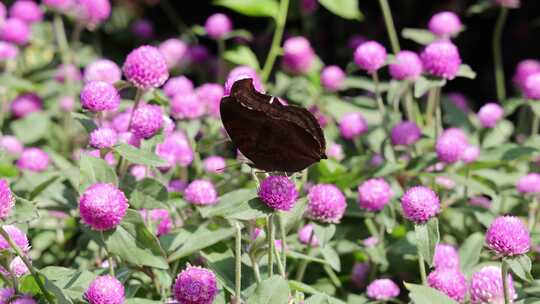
[220,78,327,173]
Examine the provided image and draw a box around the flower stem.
[405,85,415,122]
[417,251,427,285]
[278,213,287,272]
[531,105,539,136]
[295,229,314,281]
[100,231,115,276]
[234,222,242,302]
[127,89,144,131]
[434,87,442,138]
[502,260,510,304]
[53,14,71,65]
[377,0,400,54]
[261,0,290,83]
[493,7,508,101]
[273,241,286,278]
[372,71,386,117]
[528,198,538,232]
[217,38,226,83]
[267,214,274,278]
[249,252,261,283]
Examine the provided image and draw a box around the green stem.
[295,229,314,281]
[425,87,437,132]
[267,214,274,278]
[434,87,442,138]
[528,198,538,232]
[493,7,508,102]
[273,240,286,278]
[249,252,262,283]
[531,105,539,136]
[323,264,342,288]
[372,72,386,117]
[502,260,510,304]
[278,213,287,272]
[127,89,144,131]
[261,0,290,83]
[377,0,400,54]
[405,84,415,122]
[417,251,427,285]
[53,14,71,64]
[234,223,242,302]
[100,231,115,276]
[217,39,226,83]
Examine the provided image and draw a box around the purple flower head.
[339,112,368,140]
[80,81,120,112]
[131,104,163,139]
[298,224,319,246]
[155,133,193,169]
[433,244,460,270]
[470,196,492,209]
[321,65,346,91]
[11,295,37,304]
[9,1,43,24]
[446,92,470,112]
[159,38,188,69]
[85,275,125,304]
[197,83,224,117]
[17,148,49,172]
[224,66,264,95]
[0,288,14,304]
[0,136,23,156]
[517,173,540,194]
[132,19,154,39]
[123,45,169,90]
[301,0,318,13]
[118,131,141,147]
[171,93,205,120]
[0,18,30,45]
[140,209,173,236]
[2,257,29,278]
[326,143,344,161]
[427,269,467,302]
[366,279,400,300]
[258,176,298,211]
[435,176,456,190]
[495,0,520,8]
[164,76,194,98]
[174,266,218,304]
[462,145,480,164]
[389,50,423,81]
[75,0,111,28]
[0,42,18,62]
[436,128,469,164]
[524,72,540,100]
[370,153,384,167]
[351,262,370,288]
[59,96,75,112]
[10,93,42,118]
[486,215,530,256]
[358,178,393,212]
[43,0,73,11]
[204,13,232,40]
[168,180,187,193]
[0,225,29,252]
[0,180,14,220]
[391,121,421,146]
[354,41,387,73]
[428,11,462,38]
[188,45,210,64]
[421,40,461,80]
[54,64,82,83]
[79,183,129,231]
[130,165,151,181]
[89,127,118,149]
[478,103,504,128]
[348,34,367,50]
[513,59,540,90]
[309,105,329,128]
[283,36,316,74]
[401,186,440,224]
[184,180,218,206]
[84,59,122,84]
[307,184,347,223]
[202,156,226,173]
[363,236,379,247]
[470,266,516,304]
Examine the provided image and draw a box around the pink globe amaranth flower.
[0,3,5,23]
[339,112,368,140]
[111,111,132,132]
[421,40,462,80]
[0,18,30,45]
[0,136,23,156]
[123,45,169,90]
[17,148,49,172]
[462,145,480,164]
[0,42,18,61]
[159,38,188,69]
[59,96,75,112]
[168,180,187,193]
[301,0,318,13]
[118,131,141,148]
[513,59,540,90]
[132,19,154,40]
[55,64,82,83]
[351,262,370,288]
[89,127,118,149]
[84,59,122,84]
[86,149,117,166]
[204,13,232,40]
[370,153,384,167]
[155,132,193,168]
[494,0,520,8]
[80,81,120,112]
[298,224,319,246]
[486,215,530,256]
[131,104,163,139]
[326,143,344,161]
[391,121,421,146]
[401,186,440,224]
[43,0,73,11]
[174,266,218,304]
[470,266,516,304]
[9,1,43,24]
[130,165,151,181]
[428,11,462,38]
[0,225,30,252]
[363,236,379,247]
[162,116,175,136]
[436,128,469,164]
[0,180,14,220]
[258,176,298,211]
[75,0,111,28]
[389,50,423,81]
[524,72,540,100]
[163,76,194,98]
[366,279,400,300]
[188,45,210,64]
[197,83,224,117]
[85,275,125,304]
[358,178,393,212]
[433,244,460,270]
[348,34,367,50]
[79,183,129,231]
[354,41,387,73]
[435,176,456,190]
[202,156,226,173]
[446,92,470,112]
[307,184,347,223]
[10,93,42,118]
[282,36,316,74]
[11,296,37,304]
[478,103,504,128]
[470,196,492,209]
[224,66,264,95]
[171,93,205,120]
[309,105,329,128]
[184,180,218,206]
[427,269,467,302]
[1,256,29,278]
[321,65,346,91]
[517,173,540,194]
[0,288,14,304]
[140,209,173,236]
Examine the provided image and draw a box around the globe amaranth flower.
[80,81,120,112]
[486,215,530,256]
[258,176,298,211]
[155,132,194,169]
[421,40,461,80]
[389,50,422,81]
[0,256,29,279]
[354,41,387,73]
[309,105,329,128]
[10,93,42,118]
[11,295,37,304]
[351,262,370,288]
[16,148,49,172]
[54,64,82,83]
[0,42,18,62]
[85,275,125,304]
[174,266,218,304]
[184,180,218,206]
[0,18,30,45]
[130,165,152,181]
[427,269,468,302]
[433,243,460,270]
[123,45,169,89]
[140,209,173,236]
[366,279,400,300]
[307,184,347,223]
[59,96,75,112]
[43,0,73,11]
[0,180,15,221]
[202,156,226,173]
[390,121,421,146]
[363,236,379,247]
[282,36,316,74]
[401,186,440,224]
[478,103,504,128]
[197,83,224,117]
[301,0,318,13]
[470,266,516,304]
[188,45,210,64]
[348,34,367,50]
[470,196,492,209]
[84,59,122,84]
[204,13,232,40]
[447,92,470,112]
[495,0,520,8]
[339,112,368,140]
[224,66,264,95]
[79,183,129,231]
[326,143,344,161]
[89,127,118,149]
[159,38,188,69]
[435,176,456,190]
[75,0,111,28]
[130,104,163,139]
[321,65,346,91]
[513,59,540,90]
[9,0,43,24]
[171,93,205,120]
[436,128,469,164]
[462,145,480,163]
[428,11,462,38]
[0,136,23,156]
[164,76,194,98]
[168,180,187,193]
[517,172,540,194]
[0,288,14,304]
[0,225,30,252]
[524,72,540,100]
[131,19,154,40]
[358,178,393,212]
[298,224,319,246]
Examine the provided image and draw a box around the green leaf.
[224,45,260,71]
[0,163,19,178]
[459,232,484,272]
[456,64,476,79]
[28,174,59,200]
[79,154,118,192]
[40,266,97,301]
[402,28,437,45]
[213,0,279,18]
[404,282,458,304]
[246,276,290,304]
[318,0,363,21]
[414,218,440,266]
[414,76,446,98]
[504,98,525,116]
[11,112,50,144]
[313,223,336,248]
[201,249,255,296]
[199,188,272,220]
[168,226,235,261]
[7,196,38,224]
[129,178,168,209]
[72,112,98,134]
[281,198,308,233]
[125,299,162,304]
[482,120,514,148]
[113,143,168,167]
[321,246,341,271]
[504,254,534,282]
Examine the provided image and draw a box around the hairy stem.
[234,223,242,302]
[261,0,290,83]
[377,0,400,54]
[502,260,510,304]
[492,7,508,101]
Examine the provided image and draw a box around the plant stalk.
[295,229,314,281]
[100,231,115,276]
[417,247,427,285]
[261,0,290,83]
[493,7,508,101]
[502,260,510,304]
[372,72,386,117]
[377,0,401,54]
[217,39,226,83]
[267,214,274,278]
[234,223,242,302]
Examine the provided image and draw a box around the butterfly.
[220,78,327,173]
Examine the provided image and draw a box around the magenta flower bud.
[224,66,264,95]
[6,257,29,278]
[9,1,43,24]
[326,143,344,161]
[351,262,370,288]
[164,76,194,98]
[80,81,120,112]
[363,236,379,247]
[282,36,316,74]
[470,266,516,304]
[258,176,298,211]
[470,196,492,209]
[54,64,82,83]
[427,269,467,302]
[524,72,540,100]
[123,45,169,90]
[131,104,163,139]
[197,83,224,117]
[401,186,440,224]
[321,65,346,91]
[168,180,187,193]
[301,0,318,13]
[155,133,193,168]
[159,38,188,69]
[171,93,205,120]
[366,279,400,300]
[0,18,30,45]
[436,128,469,164]
[433,244,459,270]
[174,266,218,304]
[130,165,151,181]
[57,96,74,112]
[390,121,421,146]
[43,0,73,11]
[309,106,329,128]
[307,184,346,223]
[428,11,462,38]
[188,45,210,64]
[462,145,480,164]
[389,50,422,81]
[517,173,540,194]
[10,93,42,118]
[298,224,318,246]
[0,225,30,252]
[0,180,14,221]
[447,92,470,112]
[421,40,461,80]
[17,148,49,172]
[486,215,530,256]
[85,275,125,304]
[354,41,387,73]
[513,59,540,90]
[132,19,154,40]
[89,127,118,149]
[184,180,218,206]
[435,176,456,190]
[494,0,520,8]
[84,59,122,84]
[202,156,226,173]
[478,102,504,128]
[0,136,23,156]
[12,295,37,304]
[0,42,18,62]
[140,209,173,236]
[79,183,128,231]
[204,13,232,40]
[75,0,111,28]
[370,153,384,167]
[118,131,140,148]
[339,112,368,140]
[358,178,393,212]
